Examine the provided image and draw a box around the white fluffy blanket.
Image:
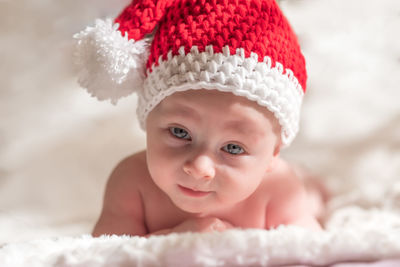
[1,224,400,266]
[1,0,400,266]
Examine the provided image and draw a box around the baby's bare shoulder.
[251,158,303,210]
[111,151,148,181]
[93,151,150,236]
[263,158,318,227]
[262,157,303,192]
[103,151,149,214]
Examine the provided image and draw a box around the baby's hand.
[172,217,234,233]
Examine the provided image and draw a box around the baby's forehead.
[159,89,281,132]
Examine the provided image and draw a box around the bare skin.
[93,90,323,237]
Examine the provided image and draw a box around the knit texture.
[116,0,306,90]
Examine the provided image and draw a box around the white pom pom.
[73,19,150,104]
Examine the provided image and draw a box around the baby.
[74,0,324,236]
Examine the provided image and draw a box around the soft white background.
[0,0,399,244]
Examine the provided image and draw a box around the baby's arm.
[149,217,233,236]
[92,156,147,237]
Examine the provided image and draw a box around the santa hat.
[74,0,307,146]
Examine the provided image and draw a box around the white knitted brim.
[137,45,304,146]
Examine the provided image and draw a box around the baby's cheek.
[148,150,182,187]
[148,141,176,167]
[147,152,168,180]
[219,171,260,201]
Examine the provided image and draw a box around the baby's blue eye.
[169,127,191,140]
[222,144,245,155]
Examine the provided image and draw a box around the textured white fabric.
[74,19,150,104]
[1,222,400,267]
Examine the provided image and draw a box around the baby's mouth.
[178,185,211,197]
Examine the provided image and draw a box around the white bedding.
[1,224,400,266]
[0,0,399,265]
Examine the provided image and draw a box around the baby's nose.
[183,154,215,180]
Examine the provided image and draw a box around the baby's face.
[146,89,281,214]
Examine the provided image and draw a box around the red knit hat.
[74,0,307,146]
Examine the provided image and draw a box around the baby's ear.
[273,135,282,157]
[273,142,281,157]
[266,142,281,172]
